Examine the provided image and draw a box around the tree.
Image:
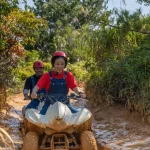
[26,0,105,56]
[137,0,150,5]
[0,0,47,108]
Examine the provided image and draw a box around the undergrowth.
[86,45,150,123]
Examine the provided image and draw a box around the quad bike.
[22,94,98,150]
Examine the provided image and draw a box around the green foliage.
[44,62,52,71]
[8,61,34,93]
[18,65,34,80]
[86,34,150,119]
[137,0,150,5]
[0,3,48,91]
[26,0,105,57]
[0,0,18,18]
[25,50,40,62]
[67,62,88,83]
[0,0,19,108]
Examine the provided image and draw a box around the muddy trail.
[0,93,150,150]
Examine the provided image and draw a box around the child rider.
[31,51,86,114]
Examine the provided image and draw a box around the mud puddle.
[90,103,150,150]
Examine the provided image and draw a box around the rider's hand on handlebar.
[24,96,31,100]
[79,92,86,99]
[31,93,38,99]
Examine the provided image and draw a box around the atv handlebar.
[37,93,81,103]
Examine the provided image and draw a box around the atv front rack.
[39,133,80,150]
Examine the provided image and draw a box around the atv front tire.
[22,132,39,150]
[80,131,97,150]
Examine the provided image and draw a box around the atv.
[22,94,97,150]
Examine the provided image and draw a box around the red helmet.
[52,51,67,58]
[33,60,44,68]
[51,51,67,67]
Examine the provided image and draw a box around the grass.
[0,127,15,150]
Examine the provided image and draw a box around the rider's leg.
[67,104,78,113]
[39,101,51,115]
[25,99,40,110]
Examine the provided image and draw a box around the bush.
[86,47,150,123]
[44,62,52,71]
[67,62,88,83]
[25,50,40,62]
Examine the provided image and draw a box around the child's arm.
[31,85,39,99]
[73,87,86,99]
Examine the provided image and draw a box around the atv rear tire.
[80,131,97,150]
[22,132,39,150]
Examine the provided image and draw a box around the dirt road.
[0,93,150,150]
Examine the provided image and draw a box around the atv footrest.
[39,133,80,150]
[51,134,69,150]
